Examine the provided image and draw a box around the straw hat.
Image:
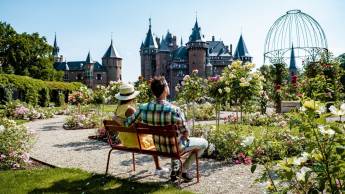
[115,83,140,101]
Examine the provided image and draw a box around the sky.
[1,0,345,82]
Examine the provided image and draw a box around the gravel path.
[26,116,263,194]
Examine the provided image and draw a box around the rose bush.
[0,118,35,170]
[251,101,345,193]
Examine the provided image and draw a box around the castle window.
[96,74,102,80]
[64,73,69,81]
[77,74,83,80]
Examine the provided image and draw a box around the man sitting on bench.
[117,76,208,182]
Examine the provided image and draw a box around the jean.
[171,137,208,173]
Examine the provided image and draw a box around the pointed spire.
[189,17,202,42]
[180,37,183,46]
[103,38,121,58]
[86,51,92,63]
[234,34,251,60]
[52,33,59,56]
[289,43,297,70]
[159,37,169,52]
[143,18,157,49]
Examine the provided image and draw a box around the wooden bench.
[103,120,200,184]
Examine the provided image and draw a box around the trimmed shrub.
[0,74,84,106]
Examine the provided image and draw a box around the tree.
[0,21,63,81]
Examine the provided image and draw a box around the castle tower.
[155,37,170,76]
[233,34,252,63]
[52,33,62,62]
[84,51,95,88]
[102,39,122,82]
[140,18,157,80]
[186,18,208,77]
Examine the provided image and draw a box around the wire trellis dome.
[264,9,328,65]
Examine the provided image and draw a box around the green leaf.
[251,164,257,173]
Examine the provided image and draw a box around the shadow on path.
[53,140,108,151]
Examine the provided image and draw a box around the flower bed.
[2,100,55,121]
[0,118,35,170]
[63,113,100,130]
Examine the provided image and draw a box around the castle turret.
[233,34,252,63]
[102,39,122,82]
[140,18,157,80]
[52,33,63,62]
[155,37,170,76]
[186,18,208,77]
[84,51,95,88]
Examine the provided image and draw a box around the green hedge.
[0,74,84,106]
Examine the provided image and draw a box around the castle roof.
[143,18,157,49]
[165,30,173,45]
[159,38,170,52]
[85,51,93,64]
[207,40,231,57]
[189,18,204,42]
[52,33,59,56]
[172,46,188,61]
[103,40,121,58]
[54,61,105,72]
[234,34,251,59]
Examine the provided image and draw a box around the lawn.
[0,168,193,194]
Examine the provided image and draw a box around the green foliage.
[104,81,122,104]
[0,118,35,170]
[38,88,50,107]
[176,70,208,103]
[134,77,154,104]
[92,85,107,105]
[0,74,83,106]
[302,52,345,101]
[0,21,63,80]
[252,101,345,193]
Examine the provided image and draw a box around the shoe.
[170,170,179,182]
[181,172,193,182]
[154,167,169,176]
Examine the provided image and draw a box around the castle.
[53,35,122,89]
[140,18,252,98]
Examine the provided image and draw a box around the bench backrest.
[103,120,181,157]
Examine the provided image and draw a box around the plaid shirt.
[124,100,188,153]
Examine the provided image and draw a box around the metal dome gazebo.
[264,9,328,66]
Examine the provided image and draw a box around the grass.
[0,168,193,194]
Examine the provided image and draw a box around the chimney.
[212,36,215,41]
[172,35,177,48]
[230,44,233,55]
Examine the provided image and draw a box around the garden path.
[26,116,263,194]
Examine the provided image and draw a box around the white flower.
[175,86,179,92]
[318,125,335,136]
[224,87,230,93]
[0,125,5,133]
[183,75,190,81]
[293,152,309,166]
[296,167,312,182]
[241,136,254,146]
[299,106,306,112]
[329,105,345,116]
[316,106,326,114]
[240,77,246,83]
[341,103,345,112]
[218,89,223,94]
